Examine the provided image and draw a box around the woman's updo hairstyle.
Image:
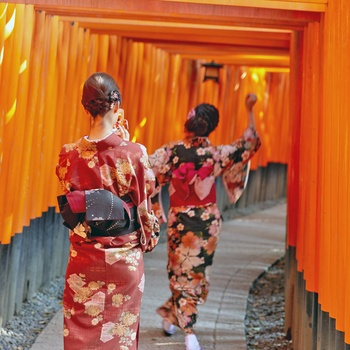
[81,72,122,118]
[184,103,219,137]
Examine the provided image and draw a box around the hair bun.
[81,72,121,117]
[184,103,219,136]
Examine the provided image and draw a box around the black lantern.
[201,61,223,83]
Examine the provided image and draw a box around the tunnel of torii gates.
[1,1,350,349]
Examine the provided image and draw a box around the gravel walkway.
[245,257,293,350]
[0,277,64,350]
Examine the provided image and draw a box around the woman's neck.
[88,115,114,140]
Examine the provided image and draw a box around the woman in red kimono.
[149,94,261,350]
[56,72,159,350]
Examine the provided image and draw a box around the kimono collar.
[184,136,211,148]
[78,132,122,150]
[84,131,114,142]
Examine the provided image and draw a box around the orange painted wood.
[320,0,350,339]
[162,0,327,11]
[12,4,34,233]
[0,3,9,241]
[1,3,24,243]
[283,0,350,342]
[286,30,302,248]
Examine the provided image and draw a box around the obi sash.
[57,189,140,236]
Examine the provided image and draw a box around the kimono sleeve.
[56,145,74,193]
[219,127,261,203]
[148,144,173,224]
[148,144,172,185]
[136,144,161,252]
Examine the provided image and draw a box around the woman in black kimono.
[149,93,261,350]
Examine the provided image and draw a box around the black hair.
[184,103,219,136]
[81,72,122,117]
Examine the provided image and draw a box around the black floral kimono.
[149,126,261,333]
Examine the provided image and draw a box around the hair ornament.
[187,108,196,120]
[108,90,121,110]
[109,90,121,103]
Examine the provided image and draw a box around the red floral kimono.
[149,126,261,334]
[56,133,159,350]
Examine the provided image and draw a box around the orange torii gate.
[1,1,350,349]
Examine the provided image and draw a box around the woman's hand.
[114,108,130,140]
[245,93,257,128]
[115,120,130,141]
[245,93,257,111]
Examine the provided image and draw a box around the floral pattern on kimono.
[156,204,222,333]
[62,226,144,350]
[148,126,261,332]
[57,134,160,252]
[56,133,160,349]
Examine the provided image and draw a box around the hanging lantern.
[201,61,223,83]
